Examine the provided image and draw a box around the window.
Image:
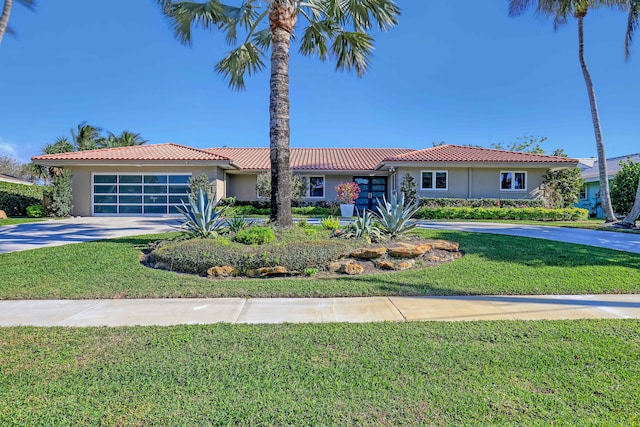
[500,171,527,191]
[579,184,587,200]
[421,171,448,190]
[308,176,325,198]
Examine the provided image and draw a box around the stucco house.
[32,143,578,216]
[576,153,640,218]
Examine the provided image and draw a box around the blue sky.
[0,1,638,163]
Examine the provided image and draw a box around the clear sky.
[0,1,638,164]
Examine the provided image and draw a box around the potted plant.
[335,182,361,217]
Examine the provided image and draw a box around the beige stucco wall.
[396,167,545,200]
[225,172,387,203]
[68,165,223,216]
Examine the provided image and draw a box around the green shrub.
[304,267,319,276]
[610,158,640,216]
[226,206,270,216]
[234,226,276,245]
[292,206,330,216]
[26,204,46,218]
[150,236,352,274]
[419,198,545,209]
[227,216,253,233]
[414,207,588,221]
[321,216,340,230]
[0,181,44,216]
[47,169,74,217]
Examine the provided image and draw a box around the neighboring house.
[32,143,578,216]
[576,153,640,218]
[0,173,34,186]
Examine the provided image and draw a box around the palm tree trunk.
[621,174,640,227]
[577,15,617,223]
[0,0,13,45]
[268,0,296,227]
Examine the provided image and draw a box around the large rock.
[387,243,429,258]
[350,247,387,259]
[394,259,415,271]
[432,240,459,252]
[375,260,394,270]
[207,266,239,278]
[339,263,364,275]
[246,266,289,278]
[0,210,7,219]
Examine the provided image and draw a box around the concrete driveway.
[0,216,178,254]
[1,217,639,255]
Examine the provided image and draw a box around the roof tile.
[32,143,230,162]
[383,145,577,163]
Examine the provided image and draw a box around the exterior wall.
[225,173,383,203]
[67,165,222,216]
[575,181,603,218]
[396,167,546,200]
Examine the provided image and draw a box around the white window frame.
[420,170,448,191]
[579,184,587,200]
[499,171,527,191]
[91,172,192,216]
[306,175,325,199]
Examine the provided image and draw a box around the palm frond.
[252,27,272,50]
[299,19,338,60]
[626,0,640,59]
[331,31,374,77]
[214,42,266,90]
[16,0,37,11]
[160,1,228,46]
[219,2,261,45]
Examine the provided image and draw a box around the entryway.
[353,176,387,212]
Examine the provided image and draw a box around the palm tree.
[70,121,102,151]
[0,0,35,44]
[98,131,148,148]
[508,0,636,223]
[158,0,400,227]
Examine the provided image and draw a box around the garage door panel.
[93,173,191,215]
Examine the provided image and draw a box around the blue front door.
[354,177,387,212]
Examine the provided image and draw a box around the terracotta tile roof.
[383,145,578,164]
[205,147,414,170]
[32,143,230,162]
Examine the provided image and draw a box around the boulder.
[339,263,364,275]
[350,247,387,259]
[387,243,428,258]
[207,266,239,278]
[432,240,459,252]
[0,210,7,219]
[376,260,394,270]
[394,259,415,271]
[246,266,289,278]
[327,259,355,273]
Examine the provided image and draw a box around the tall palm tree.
[70,121,102,151]
[98,131,148,148]
[158,0,400,226]
[0,0,35,44]
[509,0,636,223]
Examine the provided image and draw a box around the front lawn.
[1,229,639,299]
[1,320,638,425]
[437,218,640,234]
[0,217,50,226]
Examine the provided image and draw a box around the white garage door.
[92,173,191,215]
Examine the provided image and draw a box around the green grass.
[1,320,638,425]
[0,217,49,226]
[1,229,639,299]
[431,218,640,234]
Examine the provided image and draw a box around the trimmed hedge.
[0,181,44,216]
[419,198,545,209]
[225,205,331,217]
[415,207,588,221]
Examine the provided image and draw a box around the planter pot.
[340,203,355,217]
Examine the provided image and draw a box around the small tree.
[256,172,308,204]
[400,173,417,203]
[611,158,640,217]
[47,169,73,217]
[334,182,361,204]
[189,173,215,198]
[542,167,583,209]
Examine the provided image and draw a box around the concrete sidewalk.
[1,294,638,326]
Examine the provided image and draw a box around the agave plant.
[176,189,226,238]
[375,193,421,238]
[227,215,253,233]
[343,208,382,242]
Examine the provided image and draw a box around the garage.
[92,173,191,215]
